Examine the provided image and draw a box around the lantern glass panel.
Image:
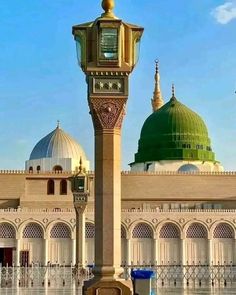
[134,38,141,65]
[100,28,118,60]
[75,37,82,65]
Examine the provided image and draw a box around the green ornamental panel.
[135,97,216,163]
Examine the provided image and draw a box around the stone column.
[181,239,186,265]
[233,239,236,265]
[44,239,48,266]
[153,238,158,265]
[16,239,21,266]
[75,207,86,267]
[72,239,76,265]
[89,97,127,279]
[84,96,133,294]
[94,128,122,275]
[208,239,212,265]
[126,237,131,265]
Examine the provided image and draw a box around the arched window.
[50,223,71,238]
[0,223,16,238]
[53,165,63,172]
[47,179,55,195]
[60,179,67,195]
[29,166,33,173]
[213,223,234,239]
[132,223,153,239]
[36,165,41,173]
[85,223,95,239]
[186,223,207,238]
[159,223,180,239]
[22,223,43,238]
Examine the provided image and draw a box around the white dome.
[26,125,89,172]
[29,126,86,160]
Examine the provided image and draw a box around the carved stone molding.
[89,97,127,130]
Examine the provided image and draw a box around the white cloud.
[211,1,236,24]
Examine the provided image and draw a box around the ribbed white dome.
[29,126,87,161]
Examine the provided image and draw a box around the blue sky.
[0,0,236,170]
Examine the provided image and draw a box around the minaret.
[151,60,164,111]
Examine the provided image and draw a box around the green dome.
[135,96,215,163]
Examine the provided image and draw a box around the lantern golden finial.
[101,0,115,18]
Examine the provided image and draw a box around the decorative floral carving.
[70,218,76,224]
[15,218,21,224]
[179,218,185,224]
[89,98,127,129]
[152,218,158,224]
[206,218,212,224]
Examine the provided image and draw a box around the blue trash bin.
[131,270,154,295]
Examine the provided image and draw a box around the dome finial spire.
[172,83,175,98]
[57,120,60,128]
[151,59,164,112]
[101,0,115,18]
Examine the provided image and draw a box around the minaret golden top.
[151,59,164,112]
[101,0,115,18]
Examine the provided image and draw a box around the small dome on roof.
[26,124,89,172]
[29,125,86,161]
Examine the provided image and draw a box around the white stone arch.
[18,220,46,239]
[158,222,181,265]
[48,222,72,265]
[184,222,208,265]
[0,221,17,266]
[129,220,155,237]
[46,220,74,239]
[130,221,154,265]
[0,220,17,237]
[20,221,45,265]
[156,220,182,238]
[211,222,235,265]
[183,220,209,239]
[85,222,95,265]
[209,220,236,239]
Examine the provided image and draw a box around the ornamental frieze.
[89,76,128,96]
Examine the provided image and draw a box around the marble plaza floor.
[2,286,236,295]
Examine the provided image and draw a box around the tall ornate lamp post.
[72,0,143,294]
[71,170,89,267]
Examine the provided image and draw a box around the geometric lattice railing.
[132,223,153,239]
[186,223,207,238]
[159,223,180,238]
[50,223,71,238]
[213,223,234,239]
[22,223,44,238]
[0,222,16,238]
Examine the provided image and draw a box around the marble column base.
[83,278,133,295]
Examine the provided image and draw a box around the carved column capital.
[89,97,127,130]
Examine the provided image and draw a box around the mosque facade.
[0,62,236,269]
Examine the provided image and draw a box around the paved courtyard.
[2,285,236,295]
